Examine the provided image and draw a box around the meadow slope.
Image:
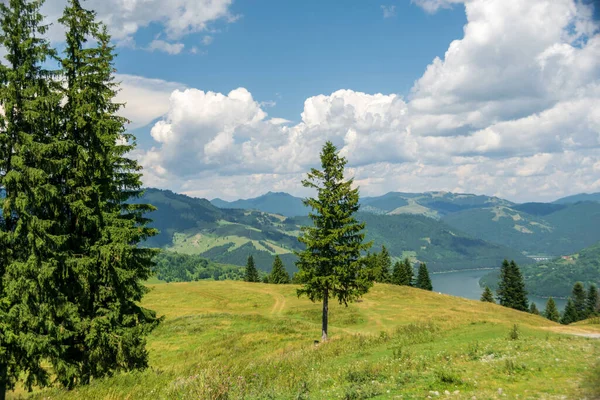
[20,282,600,400]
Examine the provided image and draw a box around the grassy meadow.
[13,281,600,399]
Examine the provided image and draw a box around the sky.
[36,0,600,202]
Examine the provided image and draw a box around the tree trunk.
[0,362,7,400]
[322,288,329,342]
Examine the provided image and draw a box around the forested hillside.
[480,242,600,297]
[141,188,528,273]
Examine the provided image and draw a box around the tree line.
[480,260,599,324]
[0,0,158,397]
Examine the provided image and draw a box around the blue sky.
[38,0,600,202]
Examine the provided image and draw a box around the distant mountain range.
[553,192,600,204]
[139,188,529,273]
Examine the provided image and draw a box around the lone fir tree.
[481,286,495,303]
[269,255,290,284]
[245,255,260,282]
[529,302,540,315]
[496,260,528,312]
[398,258,414,286]
[415,263,433,291]
[561,298,578,325]
[296,141,372,341]
[544,297,560,322]
[377,245,392,283]
[571,282,587,321]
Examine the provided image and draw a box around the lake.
[430,269,567,312]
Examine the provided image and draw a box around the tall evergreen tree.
[0,0,67,396]
[529,302,540,315]
[544,297,560,322]
[402,258,414,286]
[571,282,587,321]
[586,284,599,317]
[481,286,495,303]
[376,245,392,283]
[496,260,528,311]
[561,298,578,325]
[392,261,406,285]
[53,1,160,387]
[415,263,433,291]
[269,255,290,284]
[245,255,259,282]
[296,141,372,342]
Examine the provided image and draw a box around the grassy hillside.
[442,202,600,256]
[481,242,600,298]
[22,281,600,399]
[141,189,527,273]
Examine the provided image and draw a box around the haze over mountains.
[140,188,600,279]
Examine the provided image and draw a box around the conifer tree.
[402,258,414,286]
[415,263,433,291]
[269,255,290,284]
[53,1,160,387]
[392,261,405,285]
[497,259,528,311]
[377,245,392,283]
[561,298,578,325]
[0,0,67,396]
[245,255,259,282]
[586,284,599,317]
[296,141,372,342]
[481,286,495,303]
[544,297,560,322]
[529,302,540,315]
[571,282,587,321]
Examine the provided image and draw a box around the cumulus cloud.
[147,40,185,54]
[130,0,600,202]
[39,0,236,47]
[381,5,397,18]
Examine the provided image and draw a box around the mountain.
[141,188,526,274]
[480,241,600,298]
[553,192,600,204]
[211,192,307,217]
[442,201,600,256]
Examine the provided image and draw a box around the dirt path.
[242,286,287,315]
[546,325,600,338]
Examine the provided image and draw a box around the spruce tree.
[561,298,578,325]
[392,261,405,285]
[296,141,372,341]
[544,297,560,322]
[415,263,433,291]
[245,255,259,282]
[402,258,414,286]
[586,284,599,317]
[270,255,290,284]
[571,282,587,321]
[497,259,528,311]
[481,286,495,303]
[53,1,160,386]
[529,302,540,315]
[377,246,392,283]
[0,0,67,396]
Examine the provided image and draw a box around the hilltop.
[24,281,600,399]
[140,188,528,273]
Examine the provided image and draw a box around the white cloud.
[202,36,214,46]
[40,0,237,47]
[147,40,185,54]
[128,0,600,202]
[381,5,397,18]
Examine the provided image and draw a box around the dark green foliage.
[377,246,392,283]
[586,284,599,317]
[392,260,411,286]
[529,302,540,315]
[153,252,244,282]
[270,255,290,284]
[415,263,433,291]
[544,298,560,322]
[0,0,65,394]
[245,255,260,282]
[481,287,495,303]
[571,282,587,321]
[402,258,414,286]
[496,260,529,312]
[295,142,372,341]
[561,298,578,325]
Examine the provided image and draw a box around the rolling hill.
[25,281,600,399]
[553,192,600,204]
[140,188,527,273]
[211,191,307,217]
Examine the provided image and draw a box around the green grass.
[13,282,600,399]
